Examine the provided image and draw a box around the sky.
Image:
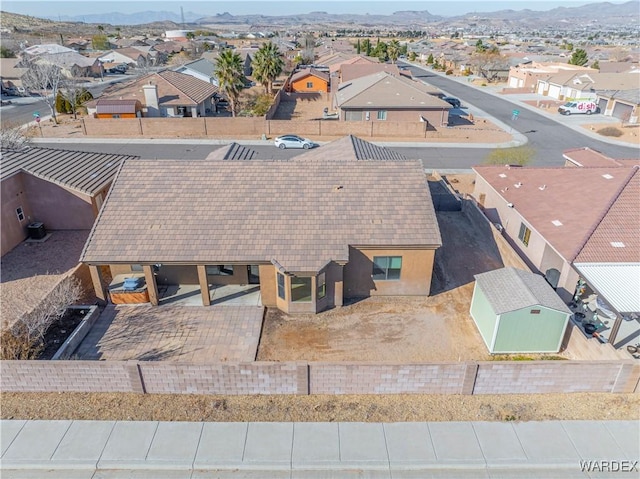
[2,1,627,18]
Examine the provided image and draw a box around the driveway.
[75,304,264,362]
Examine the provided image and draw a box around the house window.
[377,110,387,120]
[277,272,285,300]
[372,256,402,280]
[317,272,326,299]
[206,265,234,276]
[345,111,363,121]
[16,207,25,222]
[518,223,531,247]
[112,114,121,119]
[291,276,312,302]
[306,81,313,88]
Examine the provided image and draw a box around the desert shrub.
[484,145,535,166]
[597,127,623,137]
[445,69,453,75]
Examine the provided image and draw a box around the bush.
[598,127,623,137]
[445,69,453,75]
[484,146,535,166]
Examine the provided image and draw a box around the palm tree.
[215,49,245,117]
[387,39,401,64]
[251,42,284,95]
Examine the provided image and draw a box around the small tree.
[568,48,588,66]
[215,48,245,117]
[21,56,65,124]
[92,34,110,50]
[426,53,434,64]
[591,59,600,70]
[387,39,400,64]
[484,146,535,166]
[356,39,361,54]
[408,51,417,61]
[59,79,93,119]
[0,46,16,58]
[0,122,30,150]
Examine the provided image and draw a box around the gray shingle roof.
[81,137,441,272]
[474,267,571,315]
[0,147,138,196]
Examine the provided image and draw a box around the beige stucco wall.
[344,247,436,298]
[259,264,277,307]
[341,108,448,127]
[1,175,32,256]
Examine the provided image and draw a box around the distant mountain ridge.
[20,0,640,27]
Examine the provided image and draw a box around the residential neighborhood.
[0,2,639,476]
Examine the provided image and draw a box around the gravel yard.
[2,392,638,423]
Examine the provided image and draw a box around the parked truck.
[558,100,599,115]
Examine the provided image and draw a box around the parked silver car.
[274,135,318,149]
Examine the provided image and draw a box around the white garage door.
[548,85,561,99]
[537,82,546,95]
[509,77,519,88]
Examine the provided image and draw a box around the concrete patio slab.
[194,422,248,468]
[292,422,340,468]
[243,422,293,467]
[1,420,71,463]
[1,470,96,479]
[76,304,264,362]
[604,420,640,461]
[384,422,436,466]
[338,422,388,467]
[561,421,626,461]
[145,422,203,467]
[428,422,485,463]
[0,420,26,456]
[513,421,581,463]
[98,421,158,468]
[472,422,527,464]
[51,420,114,465]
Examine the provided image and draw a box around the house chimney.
[142,82,159,117]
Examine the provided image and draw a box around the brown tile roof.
[336,72,448,109]
[562,147,622,167]
[340,63,402,82]
[99,71,217,107]
[297,135,406,161]
[81,137,441,271]
[0,147,138,196]
[473,165,636,262]
[205,143,258,160]
[574,167,640,263]
[290,68,329,84]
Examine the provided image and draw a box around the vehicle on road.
[108,64,128,74]
[274,135,318,149]
[443,97,461,108]
[558,100,599,115]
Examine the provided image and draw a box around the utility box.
[27,222,47,240]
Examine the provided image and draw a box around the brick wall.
[0,360,139,392]
[139,362,308,395]
[309,362,470,394]
[143,118,207,138]
[269,120,321,136]
[473,361,626,394]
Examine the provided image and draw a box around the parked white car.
[274,135,318,149]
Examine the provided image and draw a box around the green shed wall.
[493,306,569,353]
[470,284,498,351]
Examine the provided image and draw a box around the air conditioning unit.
[27,222,46,240]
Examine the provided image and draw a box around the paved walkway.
[1,420,637,478]
[75,304,264,362]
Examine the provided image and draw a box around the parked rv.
[558,100,599,115]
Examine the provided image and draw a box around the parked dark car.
[443,97,461,108]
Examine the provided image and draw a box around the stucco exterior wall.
[259,264,277,307]
[469,284,497,351]
[1,174,32,256]
[344,247,436,298]
[340,108,448,126]
[20,175,95,231]
[291,76,328,93]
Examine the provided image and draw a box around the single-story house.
[471,267,571,353]
[333,71,451,126]
[536,72,639,101]
[339,63,407,83]
[472,158,639,348]
[98,48,153,68]
[507,61,596,91]
[81,135,442,314]
[23,52,102,78]
[595,89,639,123]
[1,147,138,256]
[288,68,330,93]
[174,58,218,86]
[94,70,218,118]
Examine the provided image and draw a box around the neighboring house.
[471,267,571,353]
[597,62,640,74]
[81,136,442,314]
[507,61,596,90]
[472,156,639,348]
[333,72,450,126]
[90,99,143,118]
[98,48,152,68]
[151,41,185,56]
[288,68,330,93]
[21,44,75,56]
[595,89,639,123]
[64,38,91,51]
[537,72,639,101]
[174,58,218,86]
[339,63,407,83]
[23,52,102,78]
[0,58,28,90]
[94,70,218,117]
[0,147,137,256]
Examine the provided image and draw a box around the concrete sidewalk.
[1,419,638,478]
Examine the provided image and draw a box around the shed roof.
[474,267,571,315]
[81,136,441,271]
[0,147,138,196]
[290,68,329,84]
[95,99,141,114]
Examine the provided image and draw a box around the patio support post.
[143,265,159,306]
[197,265,211,306]
[89,265,106,303]
[335,264,344,308]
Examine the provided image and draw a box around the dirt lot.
[257,207,505,363]
[2,391,638,422]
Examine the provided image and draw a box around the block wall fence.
[2,360,638,395]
